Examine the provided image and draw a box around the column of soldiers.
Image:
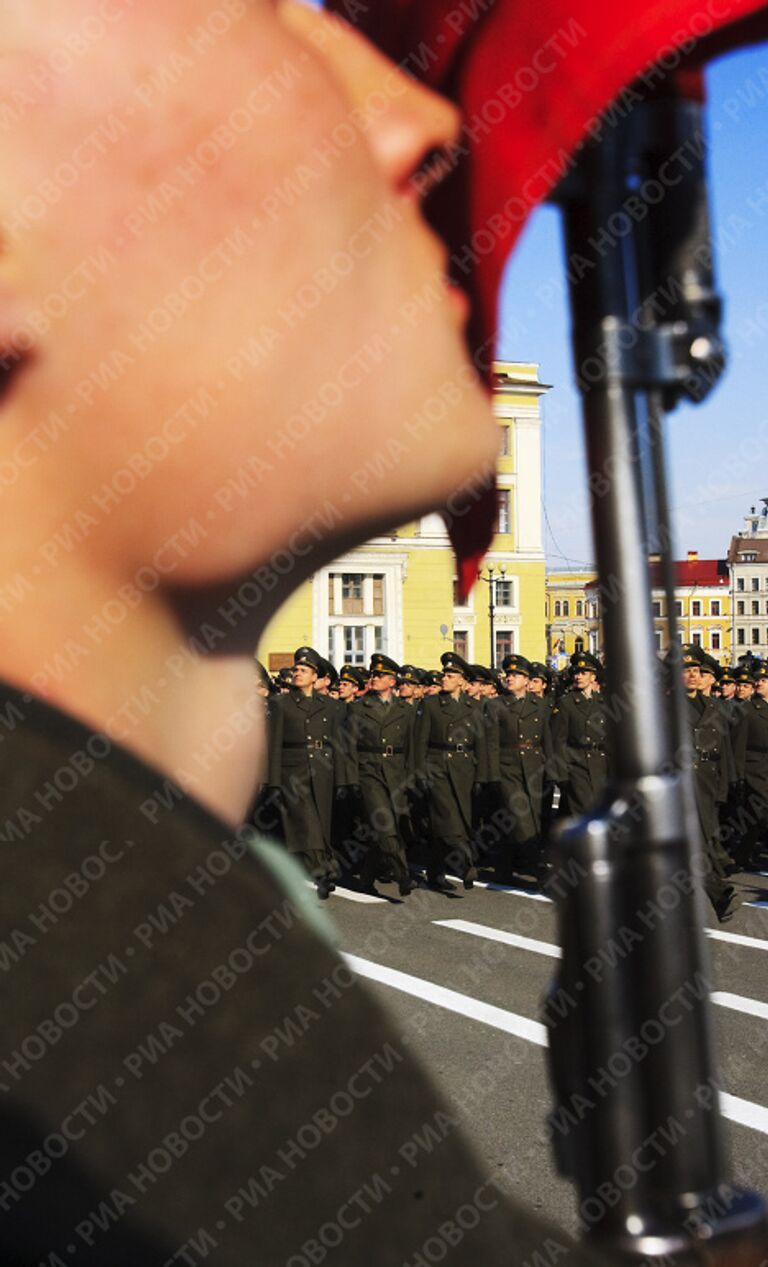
[254,642,767,922]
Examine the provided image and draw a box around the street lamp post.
[477,563,506,667]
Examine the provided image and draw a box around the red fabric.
[331,0,768,597]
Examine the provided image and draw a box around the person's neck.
[0,563,265,827]
[297,682,314,698]
[376,688,393,703]
[447,686,463,701]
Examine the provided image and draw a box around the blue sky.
[499,40,768,571]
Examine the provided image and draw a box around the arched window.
[574,636,584,653]
[563,600,570,617]
[576,600,583,616]
[554,601,561,617]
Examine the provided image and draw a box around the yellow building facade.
[572,557,735,668]
[545,571,599,666]
[648,552,732,659]
[258,361,549,671]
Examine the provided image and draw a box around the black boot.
[428,873,456,892]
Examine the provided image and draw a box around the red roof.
[649,558,729,588]
[585,559,729,591]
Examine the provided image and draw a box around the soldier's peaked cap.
[398,664,420,684]
[317,657,338,685]
[293,646,323,673]
[339,664,366,688]
[470,664,493,683]
[571,651,601,673]
[698,652,722,679]
[752,661,768,681]
[440,651,470,678]
[681,643,706,668]
[529,661,551,682]
[734,664,754,684]
[369,653,399,676]
[502,654,531,677]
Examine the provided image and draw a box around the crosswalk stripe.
[719,1093,768,1135]
[343,953,547,1046]
[706,929,768,951]
[434,919,559,959]
[446,876,551,902]
[711,991,768,1021]
[305,880,386,904]
[344,954,768,1135]
[332,886,387,904]
[444,881,768,946]
[434,919,768,1022]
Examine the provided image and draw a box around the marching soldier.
[264,646,343,899]
[346,654,415,895]
[397,666,431,863]
[735,664,755,704]
[423,670,443,696]
[487,654,553,883]
[338,664,367,703]
[315,657,339,699]
[720,666,738,707]
[551,651,608,817]
[528,662,554,714]
[707,660,748,866]
[679,645,741,919]
[274,666,294,693]
[398,665,422,706]
[413,651,487,889]
[732,662,768,870]
[527,660,556,834]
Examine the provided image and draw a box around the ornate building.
[258,361,549,670]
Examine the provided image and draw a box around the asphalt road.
[321,865,768,1242]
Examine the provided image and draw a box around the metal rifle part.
[546,86,768,1262]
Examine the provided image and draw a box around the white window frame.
[315,553,406,664]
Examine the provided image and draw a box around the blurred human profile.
[0,3,602,1265]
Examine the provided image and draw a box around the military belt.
[283,740,329,750]
[694,748,719,761]
[570,742,605,753]
[358,745,405,756]
[429,741,475,754]
[508,741,542,752]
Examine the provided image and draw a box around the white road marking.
[435,919,768,1022]
[344,954,768,1135]
[706,928,768,951]
[434,919,560,959]
[305,880,386,904]
[720,1093,768,1135]
[332,886,387,904]
[447,881,768,943]
[446,875,551,902]
[711,991,768,1021]
[344,953,547,1046]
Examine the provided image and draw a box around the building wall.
[258,360,548,671]
[260,584,313,671]
[546,571,598,665]
[729,506,768,658]
[653,587,731,658]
